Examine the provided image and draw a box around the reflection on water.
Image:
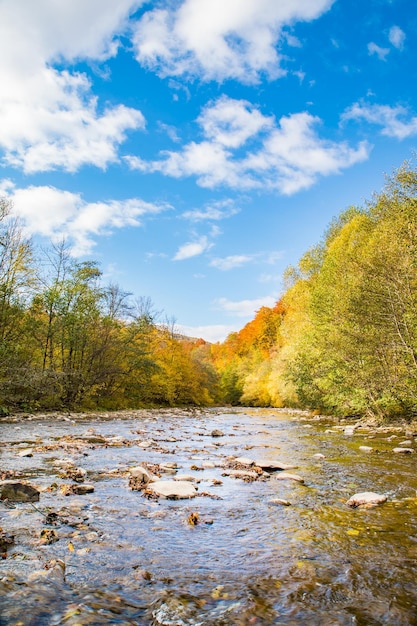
[1,408,417,625]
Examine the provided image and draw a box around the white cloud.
[215,295,277,317]
[210,255,254,271]
[132,0,334,83]
[182,199,240,221]
[198,95,274,148]
[342,102,417,140]
[173,236,213,260]
[389,25,405,50]
[367,42,390,61]
[176,323,237,343]
[4,182,168,256]
[128,96,370,194]
[0,0,145,173]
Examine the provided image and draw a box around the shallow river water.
[0,407,417,625]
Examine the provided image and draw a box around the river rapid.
[0,407,417,625]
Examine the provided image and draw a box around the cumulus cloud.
[198,96,274,147]
[4,182,168,256]
[181,199,240,221]
[367,42,390,61]
[173,236,213,260]
[342,102,417,140]
[0,0,145,173]
[132,0,334,83]
[128,96,369,194]
[215,295,277,317]
[210,255,254,271]
[389,25,405,50]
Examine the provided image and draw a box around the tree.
[0,199,36,409]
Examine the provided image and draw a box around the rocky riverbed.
[1,407,417,625]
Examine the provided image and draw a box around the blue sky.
[0,0,416,341]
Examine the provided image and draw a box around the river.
[0,407,416,625]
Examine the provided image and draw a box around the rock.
[139,440,153,448]
[255,459,298,471]
[273,472,304,483]
[173,474,196,482]
[39,529,59,545]
[61,467,87,482]
[0,532,15,552]
[202,461,215,468]
[148,480,197,499]
[344,426,357,436]
[268,498,291,506]
[63,483,95,495]
[313,454,325,460]
[160,462,178,471]
[17,448,33,457]
[393,447,414,454]
[129,465,157,487]
[222,469,259,480]
[0,481,40,502]
[359,446,373,453]
[211,429,224,437]
[28,559,65,583]
[399,440,412,446]
[234,456,254,466]
[346,492,387,508]
[80,435,106,444]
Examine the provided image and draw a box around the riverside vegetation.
[0,162,416,421]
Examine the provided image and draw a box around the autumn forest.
[1,162,416,421]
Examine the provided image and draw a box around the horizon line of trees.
[212,161,417,421]
[1,161,416,420]
[0,199,219,413]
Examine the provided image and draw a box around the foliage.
[212,161,417,420]
[0,207,218,411]
[1,161,417,420]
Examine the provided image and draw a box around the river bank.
[1,407,417,625]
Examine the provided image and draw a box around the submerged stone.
[0,481,40,502]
